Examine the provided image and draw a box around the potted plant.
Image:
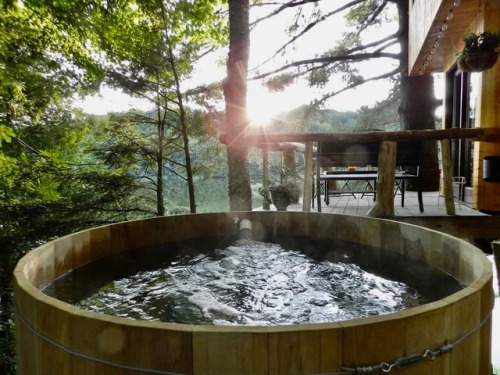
[456,31,500,72]
[259,165,302,211]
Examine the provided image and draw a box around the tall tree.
[0,0,146,249]
[0,4,147,372]
[0,0,103,183]
[0,107,145,375]
[224,0,252,211]
[95,0,227,214]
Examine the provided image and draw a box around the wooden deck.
[282,190,500,240]
[311,190,477,217]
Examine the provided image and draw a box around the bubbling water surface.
[45,237,462,326]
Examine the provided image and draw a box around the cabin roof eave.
[409,0,481,76]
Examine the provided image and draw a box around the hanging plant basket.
[456,32,500,73]
[457,51,499,72]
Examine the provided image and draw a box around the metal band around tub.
[14,303,189,375]
[15,302,492,375]
[309,310,493,375]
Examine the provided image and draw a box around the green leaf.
[0,126,15,145]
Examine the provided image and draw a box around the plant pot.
[457,51,499,72]
[270,189,291,211]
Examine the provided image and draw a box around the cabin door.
[444,68,477,202]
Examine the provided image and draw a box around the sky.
[243,1,398,120]
[74,1,400,119]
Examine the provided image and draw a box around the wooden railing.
[245,128,500,217]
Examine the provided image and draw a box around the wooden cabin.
[246,0,500,227]
[409,0,500,213]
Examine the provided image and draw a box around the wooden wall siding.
[473,0,500,212]
[409,0,500,211]
[408,0,441,74]
[408,0,485,76]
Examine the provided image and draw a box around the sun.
[246,83,296,127]
[247,86,277,126]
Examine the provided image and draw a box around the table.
[317,171,423,212]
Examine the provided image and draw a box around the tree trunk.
[156,116,165,216]
[399,75,440,190]
[223,0,252,211]
[166,36,197,213]
[177,86,197,214]
[396,0,440,191]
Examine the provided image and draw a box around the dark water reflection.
[44,237,463,326]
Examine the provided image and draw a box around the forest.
[1,1,424,372]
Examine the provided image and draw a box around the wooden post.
[282,148,296,174]
[440,139,455,215]
[262,146,270,210]
[302,142,313,211]
[367,141,396,217]
[316,142,322,212]
[493,241,500,291]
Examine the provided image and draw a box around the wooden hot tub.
[13,212,493,374]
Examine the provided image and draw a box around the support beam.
[282,148,296,173]
[245,127,500,144]
[316,143,322,212]
[262,146,270,210]
[302,142,313,212]
[367,141,397,217]
[440,139,456,215]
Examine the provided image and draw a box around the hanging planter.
[457,51,499,72]
[456,31,500,73]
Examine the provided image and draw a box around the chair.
[438,176,466,208]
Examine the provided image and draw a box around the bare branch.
[251,0,324,26]
[372,38,399,54]
[313,67,400,106]
[340,32,399,56]
[251,51,400,80]
[355,0,389,32]
[163,164,188,181]
[252,0,365,71]
[366,0,389,27]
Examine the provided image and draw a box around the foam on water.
[68,239,429,326]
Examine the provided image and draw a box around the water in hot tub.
[44,237,463,326]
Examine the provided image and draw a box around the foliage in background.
[0,109,142,375]
[0,2,104,372]
[357,82,401,131]
[93,0,228,214]
[264,98,400,134]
